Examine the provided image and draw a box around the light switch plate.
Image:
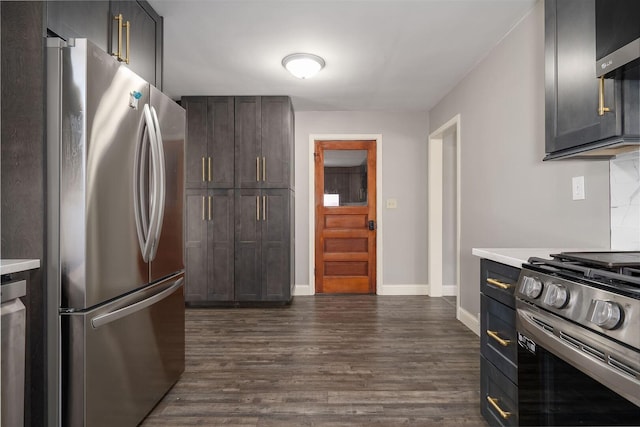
[386,199,397,209]
[572,176,585,200]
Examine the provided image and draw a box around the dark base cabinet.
[185,189,234,303]
[480,259,520,427]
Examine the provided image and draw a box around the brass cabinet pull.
[262,196,266,221]
[201,196,205,221]
[487,330,511,347]
[262,157,266,182]
[256,196,260,221]
[208,157,212,182]
[598,76,611,116]
[123,20,130,64]
[202,157,206,182]
[486,396,511,420]
[487,278,510,290]
[208,196,212,221]
[112,14,123,60]
[256,157,260,182]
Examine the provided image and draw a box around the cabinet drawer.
[481,356,518,427]
[481,259,520,308]
[481,294,517,384]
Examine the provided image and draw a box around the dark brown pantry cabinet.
[544,0,639,159]
[183,96,295,304]
[480,259,520,426]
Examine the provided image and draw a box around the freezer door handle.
[91,278,183,329]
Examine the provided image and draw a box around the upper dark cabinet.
[182,97,235,189]
[235,96,294,189]
[544,0,639,160]
[47,1,110,53]
[110,1,163,87]
[46,1,163,88]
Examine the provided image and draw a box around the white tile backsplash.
[610,151,640,250]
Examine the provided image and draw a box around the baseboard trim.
[457,306,480,336]
[293,284,313,296]
[377,284,429,295]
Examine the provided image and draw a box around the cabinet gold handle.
[256,157,260,182]
[598,76,611,116]
[262,196,266,221]
[208,157,212,182]
[256,196,260,221]
[112,14,123,60]
[487,330,511,347]
[202,196,205,221]
[202,157,206,182]
[486,396,511,420]
[487,278,510,289]
[208,196,212,221]
[123,20,130,64]
[262,157,266,182]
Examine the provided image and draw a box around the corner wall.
[428,0,610,319]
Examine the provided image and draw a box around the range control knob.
[589,300,623,330]
[521,276,543,299]
[543,283,569,308]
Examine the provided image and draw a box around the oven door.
[516,302,640,426]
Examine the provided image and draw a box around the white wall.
[294,111,430,294]
[428,0,611,319]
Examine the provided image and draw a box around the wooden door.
[184,189,208,302]
[209,189,235,301]
[208,97,235,188]
[261,189,291,301]
[235,189,262,300]
[314,140,376,294]
[183,97,208,189]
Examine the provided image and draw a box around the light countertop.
[471,248,605,269]
[1,259,41,275]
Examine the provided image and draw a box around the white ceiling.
[149,0,537,112]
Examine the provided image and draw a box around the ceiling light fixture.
[282,53,325,79]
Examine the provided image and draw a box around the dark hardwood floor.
[142,295,486,426]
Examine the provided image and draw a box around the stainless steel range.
[515,251,640,426]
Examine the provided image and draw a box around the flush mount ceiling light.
[282,53,325,79]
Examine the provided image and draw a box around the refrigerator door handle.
[149,106,166,261]
[90,278,183,329]
[145,104,162,262]
[134,105,158,262]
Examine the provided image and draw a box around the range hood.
[595,0,640,78]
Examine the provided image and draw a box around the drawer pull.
[487,330,511,347]
[487,278,511,290]
[487,395,511,420]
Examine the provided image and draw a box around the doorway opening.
[308,134,382,295]
[427,115,461,312]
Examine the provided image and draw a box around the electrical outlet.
[572,176,585,200]
[386,199,397,209]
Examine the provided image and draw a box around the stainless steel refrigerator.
[46,38,185,427]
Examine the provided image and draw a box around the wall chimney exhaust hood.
[595,0,640,78]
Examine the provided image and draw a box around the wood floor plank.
[141,295,486,426]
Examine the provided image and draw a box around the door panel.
[261,97,292,188]
[61,40,149,309]
[183,97,208,189]
[184,190,207,302]
[235,190,261,300]
[262,189,290,300]
[150,86,185,282]
[208,97,235,188]
[314,140,376,294]
[209,190,234,301]
[234,97,261,188]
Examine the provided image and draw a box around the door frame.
[427,115,461,308]
[308,134,383,296]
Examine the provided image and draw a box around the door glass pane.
[323,150,367,206]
